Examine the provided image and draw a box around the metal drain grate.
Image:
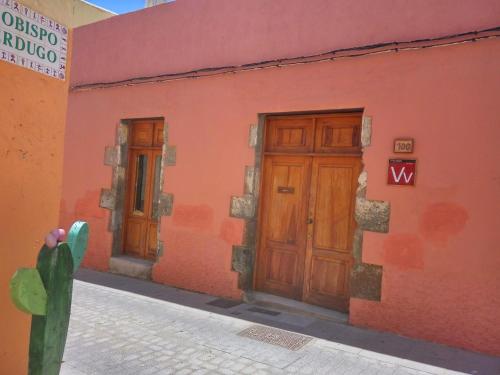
[207,298,242,309]
[237,325,313,351]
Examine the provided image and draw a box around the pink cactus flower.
[45,228,66,248]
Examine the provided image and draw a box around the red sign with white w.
[388,159,416,186]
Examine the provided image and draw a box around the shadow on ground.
[75,268,500,375]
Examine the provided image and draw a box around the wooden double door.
[123,120,164,260]
[255,113,362,312]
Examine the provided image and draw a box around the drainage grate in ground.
[247,306,281,316]
[207,298,242,309]
[237,325,313,351]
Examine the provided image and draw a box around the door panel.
[267,163,305,245]
[303,156,361,311]
[314,115,361,154]
[312,164,353,251]
[265,249,297,286]
[131,121,155,147]
[147,222,158,259]
[265,117,314,153]
[309,257,348,296]
[256,155,311,299]
[124,218,146,256]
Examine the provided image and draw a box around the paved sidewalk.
[61,269,500,375]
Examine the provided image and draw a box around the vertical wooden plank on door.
[146,151,163,260]
[303,156,361,312]
[255,155,311,300]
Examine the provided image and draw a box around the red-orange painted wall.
[61,0,500,356]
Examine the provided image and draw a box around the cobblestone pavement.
[61,272,500,375]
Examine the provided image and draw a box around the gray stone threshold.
[109,255,153,280]
[244,291,349,325]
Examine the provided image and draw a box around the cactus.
[10,221,89,375]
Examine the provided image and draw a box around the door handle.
[307,218,314,224]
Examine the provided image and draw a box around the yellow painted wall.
[0,2,113,374]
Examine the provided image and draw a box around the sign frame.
[0,0,68,80]
[387,159,417,186]
[393,138,414,154]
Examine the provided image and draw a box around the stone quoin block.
[361,115,372,147]
[357,171,368,196]
[104,146,118,166]
[158,193,174,216]
[99,188,116,210]
[350,263,383,301]
[109,210,123,232]
[117,122,129,145]
[352,228,364,263]
[231,245,253,290]
[249,124,258,148]
[244,166,256,195]
[355,197,390,233]
[112,166,126,189]
[230,195,255,219]
[158,240,164,257]
[165,145,176,166]
[242,219,258,247]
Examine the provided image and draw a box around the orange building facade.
[60,0,500,356]
[0,1,112,373]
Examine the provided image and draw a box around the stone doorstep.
[109,256,153,280]
[244,291,349,325]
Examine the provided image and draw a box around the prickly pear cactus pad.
[10,268,47,316]
[67,221,89,271]
[9,221,89,375]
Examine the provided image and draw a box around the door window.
[133,154,148,215]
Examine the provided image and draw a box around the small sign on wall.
[388,159,416,186]
[393,138,414,153]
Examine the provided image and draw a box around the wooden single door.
[302,156,361,312]
[255,155,311,299]
[124,120,163,260]
[256,113,362,311]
